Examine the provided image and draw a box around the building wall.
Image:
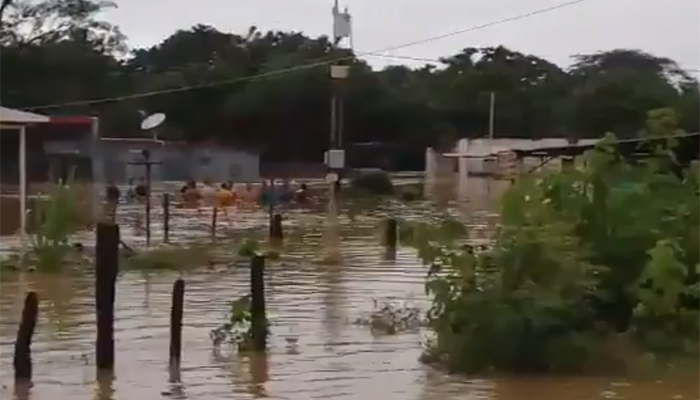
[452,138,598,174]
[43,140,260,183]
[185,147,259,183]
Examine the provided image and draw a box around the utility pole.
[326,0,351,182]
[488,91,495,141]
[127,149,162,247]
[487,91,496,198]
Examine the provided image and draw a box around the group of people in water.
[178,179,310,207]
[105,178,311,208]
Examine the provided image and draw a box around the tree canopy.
[1,0,698,165]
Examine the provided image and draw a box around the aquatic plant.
[353,299,425,335]
[236,238,260,257]
[404,110,699,374]
[209,295,268,352]
[27,181,82,271]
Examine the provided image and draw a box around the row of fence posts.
[13,221,271,386]
[13,214,396,387]
[110,192,286,246]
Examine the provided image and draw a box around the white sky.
[103,0,699,72]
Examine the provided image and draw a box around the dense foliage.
[404,110,699,374]
[1,0,698,168]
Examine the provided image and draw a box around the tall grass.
[28,180,82,271]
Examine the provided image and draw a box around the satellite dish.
[141,113,166,131]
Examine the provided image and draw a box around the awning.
[0,106,50,128]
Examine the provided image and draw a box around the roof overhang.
[0,106,50,125]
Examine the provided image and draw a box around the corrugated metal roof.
[0,106,50,125]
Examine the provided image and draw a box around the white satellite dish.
[141,113,166,131]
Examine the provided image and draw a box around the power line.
[364,53,446,64]
[365,53,700,75]
[25,0,594,110]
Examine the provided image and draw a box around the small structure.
[0,111,103,237]
[0,106,51,242]
[426,137,601,202]
[430,134,700,202]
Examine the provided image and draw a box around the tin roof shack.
[0,115,94,187]
[0,111,98,237]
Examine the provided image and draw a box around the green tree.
[2,10,696,166]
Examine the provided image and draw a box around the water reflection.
[165,365,186,400]
[93,372,114,400]
[0,273,90,339]
[248,353,269,397]
[321,264,344,344]
[383,246,397,262]
[13,381,32,400]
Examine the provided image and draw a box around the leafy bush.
[404,111,699,374]
[349,170,394,196]
[26,182,83,271]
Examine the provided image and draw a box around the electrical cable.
[365,53,700,74]
[25,0,595,110]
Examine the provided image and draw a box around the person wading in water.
[181,180,201,207]
[134,177,148,201]
[125,177,136,203]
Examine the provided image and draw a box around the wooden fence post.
[211,207,218,242]
[169,278,184,382]
[270,213,283,244]
[384,218,397,248]
[13,292,38,383]
[250,255,267,351]
[163,193,170,243]
[95,222,119,372]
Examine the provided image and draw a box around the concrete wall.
[44,140,260,183]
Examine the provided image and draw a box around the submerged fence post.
[169,278,184,382]
[95,222,119,372]
[384,218,397,248]
[163,193,170,243]
[270,213,283,244]
[211,207,218,242]
[383,218,398,261]
[250,255,267,351]
[13,292,38,383]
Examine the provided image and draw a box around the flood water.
[0,181,698,400]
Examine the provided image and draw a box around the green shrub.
[349,170,394,196]
[403,111,699,374]
[26,181,82,271]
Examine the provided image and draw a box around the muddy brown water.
[1,184,698,400]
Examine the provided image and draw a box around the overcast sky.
[103,0,699,72]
